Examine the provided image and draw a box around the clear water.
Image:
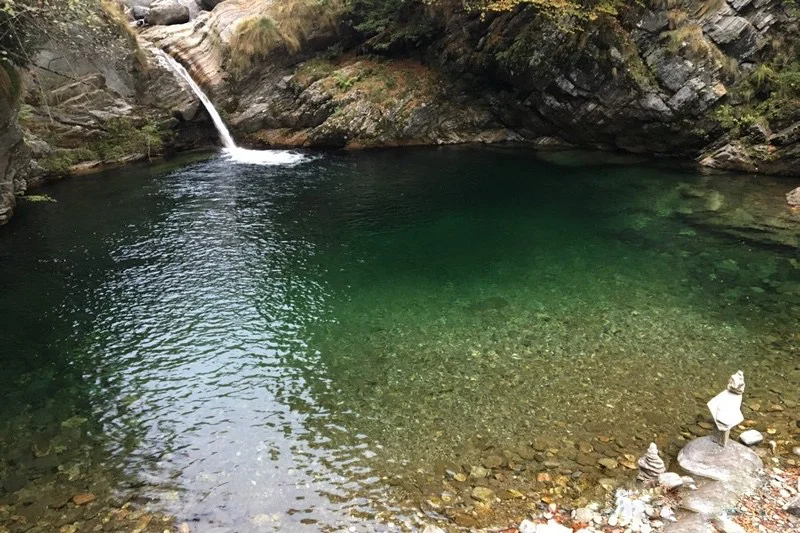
[0,147,799,532]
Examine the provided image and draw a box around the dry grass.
[667,8,688,29]
[229,16,284,72]
[694,0,726,18]
[665,23,707,55]
[228,0,342,75]
[99,0,148,73]
[664,21,739,80]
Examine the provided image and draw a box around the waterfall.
[155,50,305,166]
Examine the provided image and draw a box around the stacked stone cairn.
[637,442,666,484]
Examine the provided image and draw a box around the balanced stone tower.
[637,442,666,484]
[670,371,764,532]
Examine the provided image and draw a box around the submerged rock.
[788,188,800,208]
[470,486,495,503]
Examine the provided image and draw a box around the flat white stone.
[658,472,684,491]
[738,429,763,446]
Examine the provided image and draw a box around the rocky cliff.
[0,65,29,225]
[2,0,799,225]
[125,0,798,175]
[2,0,217,201]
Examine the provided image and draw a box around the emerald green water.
[0,147,798,531]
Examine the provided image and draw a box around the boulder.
[145,0,190,25]
[131,5,149,19]
[677,436,762,485]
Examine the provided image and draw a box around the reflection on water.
[0,147,798,532]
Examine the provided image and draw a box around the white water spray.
[155,50,306,166]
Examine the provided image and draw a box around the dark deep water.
[0,147,798,531]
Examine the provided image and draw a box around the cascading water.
[155,50,306,166]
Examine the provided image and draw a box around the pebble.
[598,457,618,469]
[534,520,572,533]
[72,493,96,506]
[793,447,800,458]
[598,478,617,491]
[573,507,593,523]
[711,515,746,533]
[470,465,488,479]
[177,524,190,533]
[659,506,676,521]
[470,486,495,503]
[739,429,764,446]
[482,455,503,469]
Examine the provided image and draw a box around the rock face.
[3,0,800,226]
[17,2,216,191]
[0,71,30,225]
[134,0,799,174]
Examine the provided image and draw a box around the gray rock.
[706,16,750,44]
[787,188,800,208]
[199,0,225,9]
[658,472,684,491]
[470,486,495,503]
[664,514,717,532]
[711,515,746,533]
[145,0,190,25]
[469,465,488,479]
[573,507,594,523]
[637,11,669,33]
[785,496,800,517]
[531,520,571,533]
[132,5,149,19]
[677,436,762,493]
[728,0,753,10]
[680,482,741,515]
[738,429,763,446]
[699,142,757,173]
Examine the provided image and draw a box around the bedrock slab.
[677,436,763,486]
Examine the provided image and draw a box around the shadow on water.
[0,146,798,531]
